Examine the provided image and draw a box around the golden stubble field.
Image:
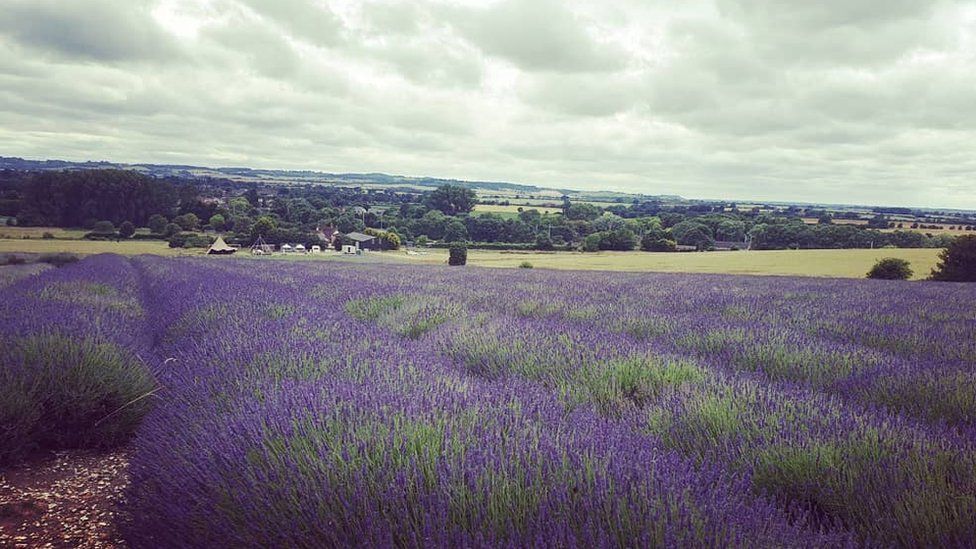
[0,233,943,280]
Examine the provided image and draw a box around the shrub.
[93,220,115,234]
[119,221,136,238]
[867,258,913,280]
[163,223,182,238]
[518,261,534,269]
[0,335,155,464]
[641,236,677,252]
[42,231,55,240]
[37,253,80,268]
[3,254,27,265]
[930,235,976,282]
[448,244,467,266]
[147,214,168,234]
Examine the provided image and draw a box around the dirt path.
[0,449,129,548]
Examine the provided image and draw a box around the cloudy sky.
[1,0,975,208]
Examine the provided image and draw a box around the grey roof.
[346,232,376,242]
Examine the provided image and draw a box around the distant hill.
[0,156,690,204]
[0,156,556,194]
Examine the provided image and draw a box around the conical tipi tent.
[207,235,237,255]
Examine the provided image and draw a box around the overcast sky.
[1,0,975,208]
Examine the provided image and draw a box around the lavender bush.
[0,255,156,464]
[4,254,975,546]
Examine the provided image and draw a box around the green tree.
[930,235,976,282]
[443,220,469,243]
[92,220,115,234]
[118,221,136,238]
[426,185,477,216]
[147,214,168,234]
[209,214,226,231]
[448,244,467,266]
[163,223,182,238]
[535,234,555,251]
[867,258,913,280]
[582,233,602,252]
[565,203,603,222]
[174,213,199,231]
[252,216,277,238]
[641,234,677,252]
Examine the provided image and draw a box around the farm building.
[207,236,237,255]
[281,244,294,254]
[311,245,321,253]
[342,244,358,255]
[346,232,377,251]
[294,244,307,253]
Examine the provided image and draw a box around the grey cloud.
[445,0,627,73]
[0,0,180,62]
[0,0,974,208]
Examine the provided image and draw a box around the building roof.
[346,232,376,242]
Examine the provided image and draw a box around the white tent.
[207,236,237,255]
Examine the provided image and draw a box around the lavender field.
[2,254,976,547]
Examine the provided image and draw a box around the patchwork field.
[1,255,974,546]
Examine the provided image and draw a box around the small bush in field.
[448,244,467,266]
[42,231,55,239]
[3,254,28,265]
[0,335,155,464]
[518,261,534,269]
[38,252,80,268]
[867,258,912,280]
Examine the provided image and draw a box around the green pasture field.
[0,226,90,239]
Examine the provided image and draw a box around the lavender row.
[123,257,842,547]
[0,255,157,464]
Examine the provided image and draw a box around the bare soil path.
[0,449,129,548]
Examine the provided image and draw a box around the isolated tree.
[118,221,136,238]
[426,185,477,216]
[448,244,467,266]
[867,258,913,280]
[930,235,976,282]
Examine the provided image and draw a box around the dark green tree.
[448,244,467,266]
[209,214,226,231]
[425,185,477,216]
[867,258,913,280]
[163,223,182,238]
[930,235,976,282]
[118,221,136,238]
[443,220,469,243]
[92,220,115,234]
[147,214,168,234]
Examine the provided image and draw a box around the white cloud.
[0,0,974,208]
